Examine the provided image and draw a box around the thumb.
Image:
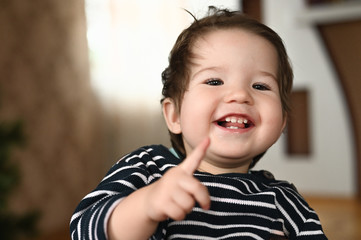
[180,138,210,175]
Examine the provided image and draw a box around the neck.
[197,160,250,175]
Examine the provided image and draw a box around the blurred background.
[0,0,360,239]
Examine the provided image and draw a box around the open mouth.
[217,116,253,130]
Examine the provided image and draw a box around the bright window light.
[85,0,240,110]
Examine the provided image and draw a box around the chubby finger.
[180,137,210,175]
[172,187,197,213]
[178,177,211,210]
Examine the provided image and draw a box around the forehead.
[189,28,278,75]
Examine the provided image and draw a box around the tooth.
[228,126,238,129]
[224,117,249,124]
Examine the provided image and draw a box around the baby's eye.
[206,79,224,86]
[252,83,270,91]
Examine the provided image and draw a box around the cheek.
[179,93,204,128]
[178,91,214,141]
[263,99,285,134]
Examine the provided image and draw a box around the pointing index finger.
[180,138,210,175]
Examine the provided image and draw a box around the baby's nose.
[223,87,254,105]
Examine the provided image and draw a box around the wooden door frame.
[317,20,361,198]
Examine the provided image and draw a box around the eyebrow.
[259,70,277,81]
[191,66,224,79]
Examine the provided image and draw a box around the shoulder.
[116,145,178,164]
[111,145,181,174]
[251,170,318,221]
[250,170,299,192]
[100,145,180,185]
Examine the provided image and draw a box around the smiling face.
[163,28,286,174]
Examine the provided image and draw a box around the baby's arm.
[107,138,211,240]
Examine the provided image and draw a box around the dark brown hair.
[161,7,293,168]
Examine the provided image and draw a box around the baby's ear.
[162,98,181,134]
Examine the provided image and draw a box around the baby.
[70,7,327,240]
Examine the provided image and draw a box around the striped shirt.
[70,145,327,239]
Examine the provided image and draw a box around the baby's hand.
[145,138,211,222]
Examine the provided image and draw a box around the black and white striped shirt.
[70,145,327,239]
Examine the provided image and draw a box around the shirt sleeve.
[69,148,158,240]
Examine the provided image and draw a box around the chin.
[209,148,252,162]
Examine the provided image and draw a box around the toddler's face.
[166,29,286,173]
